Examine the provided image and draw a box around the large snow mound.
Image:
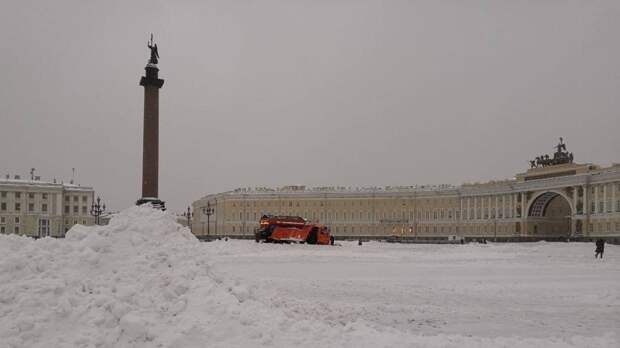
[0,206,617,348]
[0,206,210,347]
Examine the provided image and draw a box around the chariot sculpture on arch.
[147,33,159,64]
[529,137,574,168]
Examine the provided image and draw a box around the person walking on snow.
[595,238,605,259]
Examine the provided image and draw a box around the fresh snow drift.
[0,206,618,347]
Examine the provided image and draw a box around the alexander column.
[136,34,165,209]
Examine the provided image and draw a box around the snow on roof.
[0,178,93,191]
[223,184,459,195]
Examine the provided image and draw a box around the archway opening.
[527,192,571,237]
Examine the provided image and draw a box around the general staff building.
[192,142,620,240]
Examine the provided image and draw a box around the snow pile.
[0,206,212,347]
[1,206,617,348]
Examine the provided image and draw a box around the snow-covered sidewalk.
[1,207,618,347]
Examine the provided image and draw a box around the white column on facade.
[495,195,499,219]
[612,183,616,214]
[582,185,587,214]
[583,184,588,234]
[480,197,484,220]
[603,184,607,213]
[594,184,599,214]
[483,196,487,219]
[460,198,463,221]
[573,186,578,215]
[466,198,471,220]
[501,195,506,219]
[520,192,527,236]
[473,197,477,220]
[506,194,510,218]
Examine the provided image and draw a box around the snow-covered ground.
[1,207,618,348]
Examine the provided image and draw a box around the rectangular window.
[82,196,87,202]
[82,206,87,215]
[28,193,35,199]
[0,217,4,224]
[73,196,78,202]
[14,226,19,234]
[15,192,21,199]
[15,203,21,211]
[73,206,78,213]
[0,191,6,198]
[65,196,70,202]
[1,202,5,211]
[28,203,34,212]
[42,204,48,212]
[42,193,48,200]
[591,202,596,213]
[0,226,4,233]
[599,202,604,214]
[65,206,70,214]
[15,217,20,224]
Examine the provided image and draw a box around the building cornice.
[195,165,620,204]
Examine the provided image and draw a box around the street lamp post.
[90,196,106,225]
[182,206,193,231]
[181,206,194,232]
[202,201,215,236]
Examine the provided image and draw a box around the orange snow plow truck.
[255,215,334,245]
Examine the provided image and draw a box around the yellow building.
[192,144,620,240]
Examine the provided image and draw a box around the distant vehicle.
[255,215,333,245]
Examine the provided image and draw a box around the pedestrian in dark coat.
[595,239,605,259]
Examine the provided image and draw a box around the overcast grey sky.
[1,0,619,213]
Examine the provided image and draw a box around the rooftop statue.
[147,33,159,64]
